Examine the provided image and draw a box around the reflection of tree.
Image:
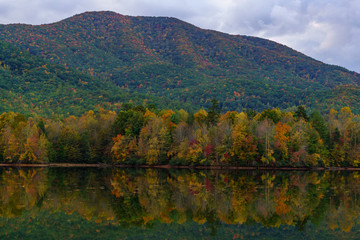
[326,172,360,232]
[109,170,360,232]
[252,173,277,226]
[229,175,257,224]
[0,168,48,217]
[2,168,360,234]
[111,169,173,225]
[43,169,115,223]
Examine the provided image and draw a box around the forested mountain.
[0,40,193,116]
[1,11,360,114]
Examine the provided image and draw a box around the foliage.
[1,105,360,167]
[0,11,360,115]
[0,40,195,116]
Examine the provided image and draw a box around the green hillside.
[0,40,193,116]
[1,11,360,113]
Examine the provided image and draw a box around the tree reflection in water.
[1,168,360,238]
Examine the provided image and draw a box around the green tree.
[294,106,309,121]
[207,99,221,126]
[310,110,329,147]
[259,109,282,124]
[113,107,145,137]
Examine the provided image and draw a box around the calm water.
[0,168,360,239]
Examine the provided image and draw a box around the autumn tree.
[274,122,291,163]
[230,112,257,165]
[193,109,208,126]
[111,134,138,163]
[138,115,171,165]
[257,119,275,165]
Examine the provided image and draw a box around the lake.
[0,167,359,239]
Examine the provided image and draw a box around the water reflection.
[1,168,360,239]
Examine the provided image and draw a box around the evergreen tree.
[207,99,221,126]
[294,106,309,121]
[310,110,329,147]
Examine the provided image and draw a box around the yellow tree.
[289,119,309,166]
[274,122,291,161]
[171,123,209,165]
[0,112,27,162]
[338,107,354,147]
[193,109,208,126]
[213,113,234,163]
[1,125,20,162]
[231,114,257,165]
[0,113,50,163]
[185,127,209,164]
[138,116,171,165]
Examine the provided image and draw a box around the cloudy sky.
[0,0,359,72]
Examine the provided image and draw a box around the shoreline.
[0,163,360,171]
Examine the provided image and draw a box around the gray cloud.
[210,0,360,72]
[0,0,359,72]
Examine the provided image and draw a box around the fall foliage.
[1,105,360,167]
[1,11,360,116]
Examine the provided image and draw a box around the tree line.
[0,102,359,167]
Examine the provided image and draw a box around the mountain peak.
[61,11,130,24]
[63,10,188,27]
[0,12,360,114]
[70,10,124,19]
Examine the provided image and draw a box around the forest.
[0,102,359,167]
[2,11,360,115]
[0,40,193,116]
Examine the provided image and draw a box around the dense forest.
[0,102,359,167]
[1,11,360,114]
[0,40,194,116]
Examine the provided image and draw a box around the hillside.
[1,11,360,113]
[0,40,192,116]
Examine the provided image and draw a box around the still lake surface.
[0,167,360,239]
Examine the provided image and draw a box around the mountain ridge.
[1,11,360,114]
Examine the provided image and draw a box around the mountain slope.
[0,40,193,116]
[0,11,359,113]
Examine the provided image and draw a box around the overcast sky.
[0,0,359,72]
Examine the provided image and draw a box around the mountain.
[0,40,192,116]
[1,11,360,114]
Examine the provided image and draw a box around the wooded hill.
[0,40,193,116]
[1,11,360,114]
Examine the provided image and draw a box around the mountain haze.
[1,11,360,114]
